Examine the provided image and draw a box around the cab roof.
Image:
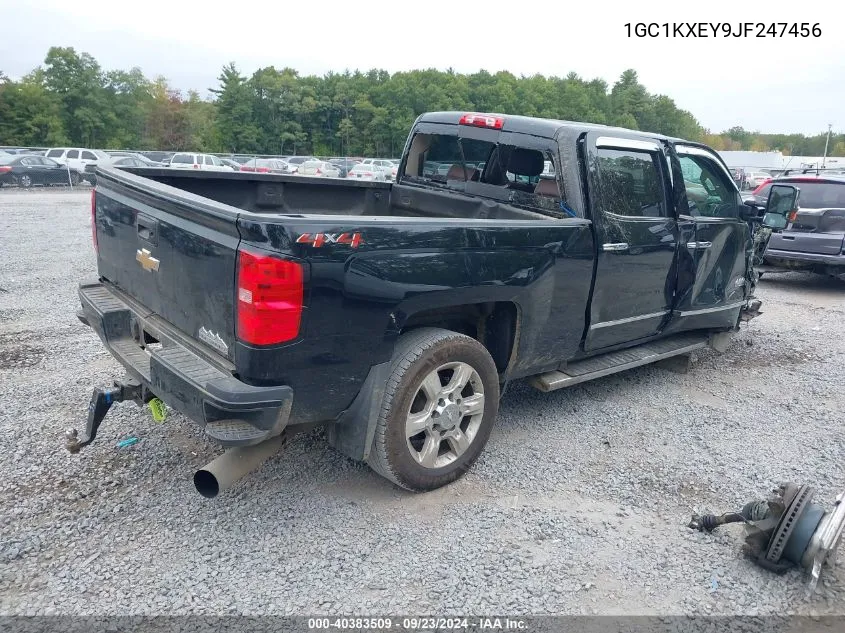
[416,111,689,145]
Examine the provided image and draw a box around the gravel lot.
[1,188,843,617]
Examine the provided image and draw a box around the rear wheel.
[368,327,499,491]
[69,171,81,186]
[17,174,33,188]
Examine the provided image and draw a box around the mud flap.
[325,361,391,462]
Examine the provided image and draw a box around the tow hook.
[66,378,147,453]
[689,482,845,592]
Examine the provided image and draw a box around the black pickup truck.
[74,111,795,496]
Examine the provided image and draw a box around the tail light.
[316,169,322,175]
[236,249,304,345]
[0,166,11,174]
[90,189,98,252]
[193,164,200,169]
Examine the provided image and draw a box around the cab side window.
[596,148,667,217]
[81,151,97,160]
[677,154,739,218]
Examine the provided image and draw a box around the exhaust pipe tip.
[193,432,288,499]
[194,469,221,499]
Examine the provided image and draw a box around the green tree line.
[1,47,842,158]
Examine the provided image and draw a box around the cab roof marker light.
[459,113,504,130]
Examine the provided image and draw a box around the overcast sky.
[1,0,841,135]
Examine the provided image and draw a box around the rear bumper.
[764,248,845,268]
[78,281,293,447]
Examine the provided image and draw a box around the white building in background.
[718,150,844,172]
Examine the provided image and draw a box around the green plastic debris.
[149,398,167,423]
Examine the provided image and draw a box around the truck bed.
[120,167,558,221]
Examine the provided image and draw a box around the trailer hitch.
[66,378,148,453]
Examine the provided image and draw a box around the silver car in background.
[297,160,341,178]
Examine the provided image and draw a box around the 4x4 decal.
[296,232,364,248]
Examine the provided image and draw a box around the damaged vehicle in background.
[72,111,796,498]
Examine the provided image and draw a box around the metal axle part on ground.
[689,482,845,593]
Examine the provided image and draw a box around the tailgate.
[767,231,845,256]
[93,169,240,360]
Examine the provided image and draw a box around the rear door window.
[66,150,79,159]
[596,148,667,217]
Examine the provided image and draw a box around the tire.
[70,171,81,186]
[17,174,33,188]
[368,327,500,491]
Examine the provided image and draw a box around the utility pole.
[822,123,832,168]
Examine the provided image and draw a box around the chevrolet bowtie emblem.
[136,248,160,272]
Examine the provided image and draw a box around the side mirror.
[763,184,800,229]
[738,203,758,221]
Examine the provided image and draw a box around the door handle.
[687,241,712,250]
[602,243,629,252]
[781,235,795,240]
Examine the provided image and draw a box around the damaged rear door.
[582,133,679,351]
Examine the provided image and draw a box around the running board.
[528,333,710,392]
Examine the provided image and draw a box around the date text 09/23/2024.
[625,22,821,38]
[307,617,527,630]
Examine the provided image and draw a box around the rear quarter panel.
[236,214,595,425]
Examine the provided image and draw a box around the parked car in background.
[297,160,341,178]
[744,171,771,190]
[347,162,386,181]
[168,153,234,171]
[239,158,290,174]
[111,157,152,168]
[220,158,242,171]
[329,158,360,178]
[44,147,111,184]
[105,151,162,166]
[283,156,314,173]
[139,151,174,164]
[0,154,71,188]
[359,158,394,179]
[746,176,845,279]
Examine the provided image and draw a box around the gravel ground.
[0,188,844,617]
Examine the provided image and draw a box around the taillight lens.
[0,166,11,174]
[236,249,304,345]
[91,189,98,252]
